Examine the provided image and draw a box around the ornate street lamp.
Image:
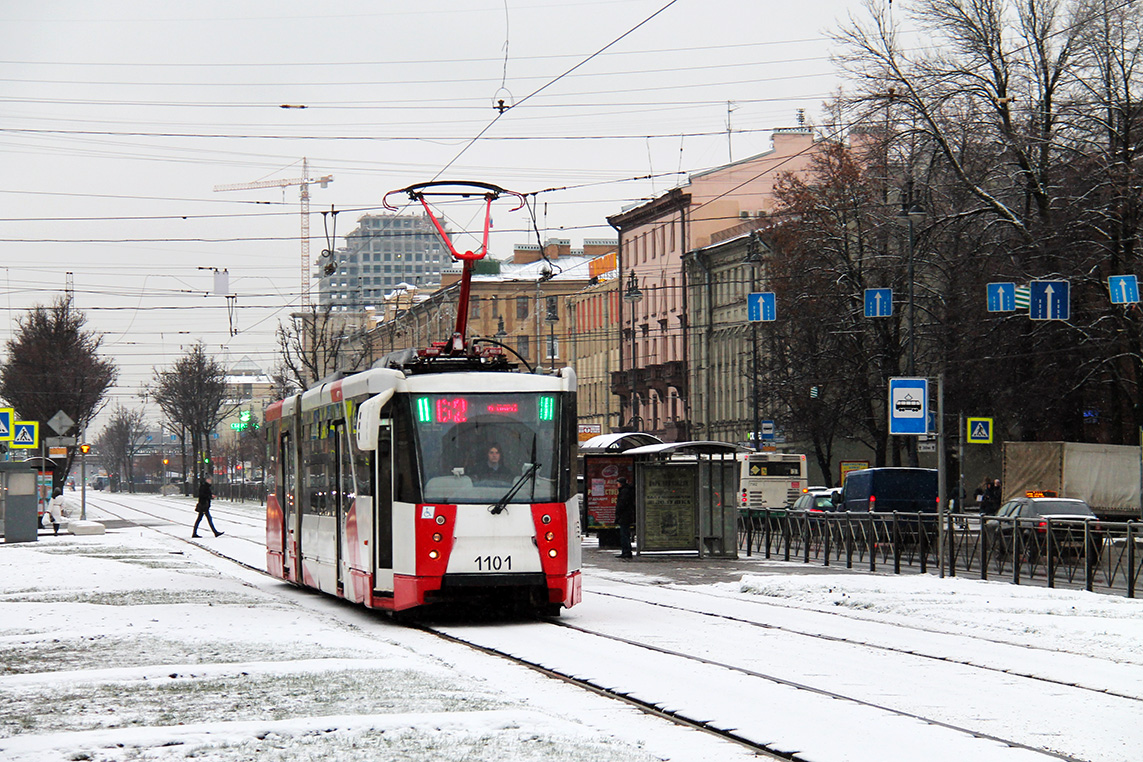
[623,270,643,431]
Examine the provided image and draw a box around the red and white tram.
[263,182,582,615]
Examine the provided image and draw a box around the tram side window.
[393,403,421,504]
[303,428,336,517]
[335,421,369,508]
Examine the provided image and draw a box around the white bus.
[739,452,808,511]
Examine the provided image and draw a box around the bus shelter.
[580,432,663,546]
[0,461,40,543]
[619,441,749,559]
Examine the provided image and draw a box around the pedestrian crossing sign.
[966,417,993,444]
[11,421,39,449]
[0,408,12,441]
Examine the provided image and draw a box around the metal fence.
[739,510,1143,598]
[211,482,267,503]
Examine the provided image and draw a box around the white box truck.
[1001,441,1141,519]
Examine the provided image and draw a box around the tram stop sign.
[888,378,928,436]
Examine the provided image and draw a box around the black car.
[984,497,1103,561]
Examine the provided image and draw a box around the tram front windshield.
[410,392,564,505]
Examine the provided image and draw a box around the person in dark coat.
[192,478,223,538]
[981,478,1003,516]
[615,476,636,559]
[469,443,516,484]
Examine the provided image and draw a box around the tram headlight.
[428,549,440,560]
[545,531,555,541]
[435,515,446,525]
[432,532,442,542]
[548,548,558,558]
[541,514,552,524]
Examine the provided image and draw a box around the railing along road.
[739,510,1142,598]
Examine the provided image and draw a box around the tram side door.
[375,418,393,576]
[279,431,298,581]
[332,421,347,592]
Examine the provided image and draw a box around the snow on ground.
[722,571,1143,666]
[3,495,1142,761]
[0,514,760,762]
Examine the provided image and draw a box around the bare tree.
[150,343,233,487]
[831,0,1143,445]
[95,406,148,492]
[767,139,908,468]
[276,304,369,391]
[0,295,117,489]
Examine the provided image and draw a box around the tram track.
[587,585,1143,703]
[83,494,268,572]
[71,495,1129,761]
[425,578,1138,762]
[419,622,798,761]
[91,493,264,534]
[425,614,1093,762]
[80,495,800,758]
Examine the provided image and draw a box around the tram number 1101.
[475,555,512,571]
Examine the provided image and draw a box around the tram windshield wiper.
[490,461,541,515]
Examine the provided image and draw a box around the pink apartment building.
[606,127,821,442]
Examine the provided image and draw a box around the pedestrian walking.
[615,476,635,559]
[46,488,67,535]
[192,478,223,538]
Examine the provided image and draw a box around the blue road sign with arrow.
[987,282,1016,312]
[1030,280,1070,321]
[1109,275,1140,305]
[747,292,777,322]
[864,288,893,318]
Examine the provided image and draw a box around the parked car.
[983,496,1103,561]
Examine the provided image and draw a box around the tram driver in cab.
[468,442,517,485]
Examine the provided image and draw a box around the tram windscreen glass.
[410,392,563,504]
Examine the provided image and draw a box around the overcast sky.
[0,0,850,429]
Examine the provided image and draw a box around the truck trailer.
[1001,441,1142,520]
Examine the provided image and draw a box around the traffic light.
[79,443,91,454]
[231,409,254,431]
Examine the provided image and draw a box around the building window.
[546,334,558,360]
[517,334,530,361]
[517,296,529,320]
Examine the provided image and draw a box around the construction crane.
[214,158,333,306]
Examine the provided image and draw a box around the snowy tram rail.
[426,570,1138,762]
[39,493,1143,762]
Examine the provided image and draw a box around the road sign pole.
[938,373,947,579]
[958,411,965,519]
[752,321,760,451]
[80,426,87,521]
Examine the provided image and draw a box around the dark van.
[839,468,938,514]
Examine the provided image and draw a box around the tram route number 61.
[475,555,512,571]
